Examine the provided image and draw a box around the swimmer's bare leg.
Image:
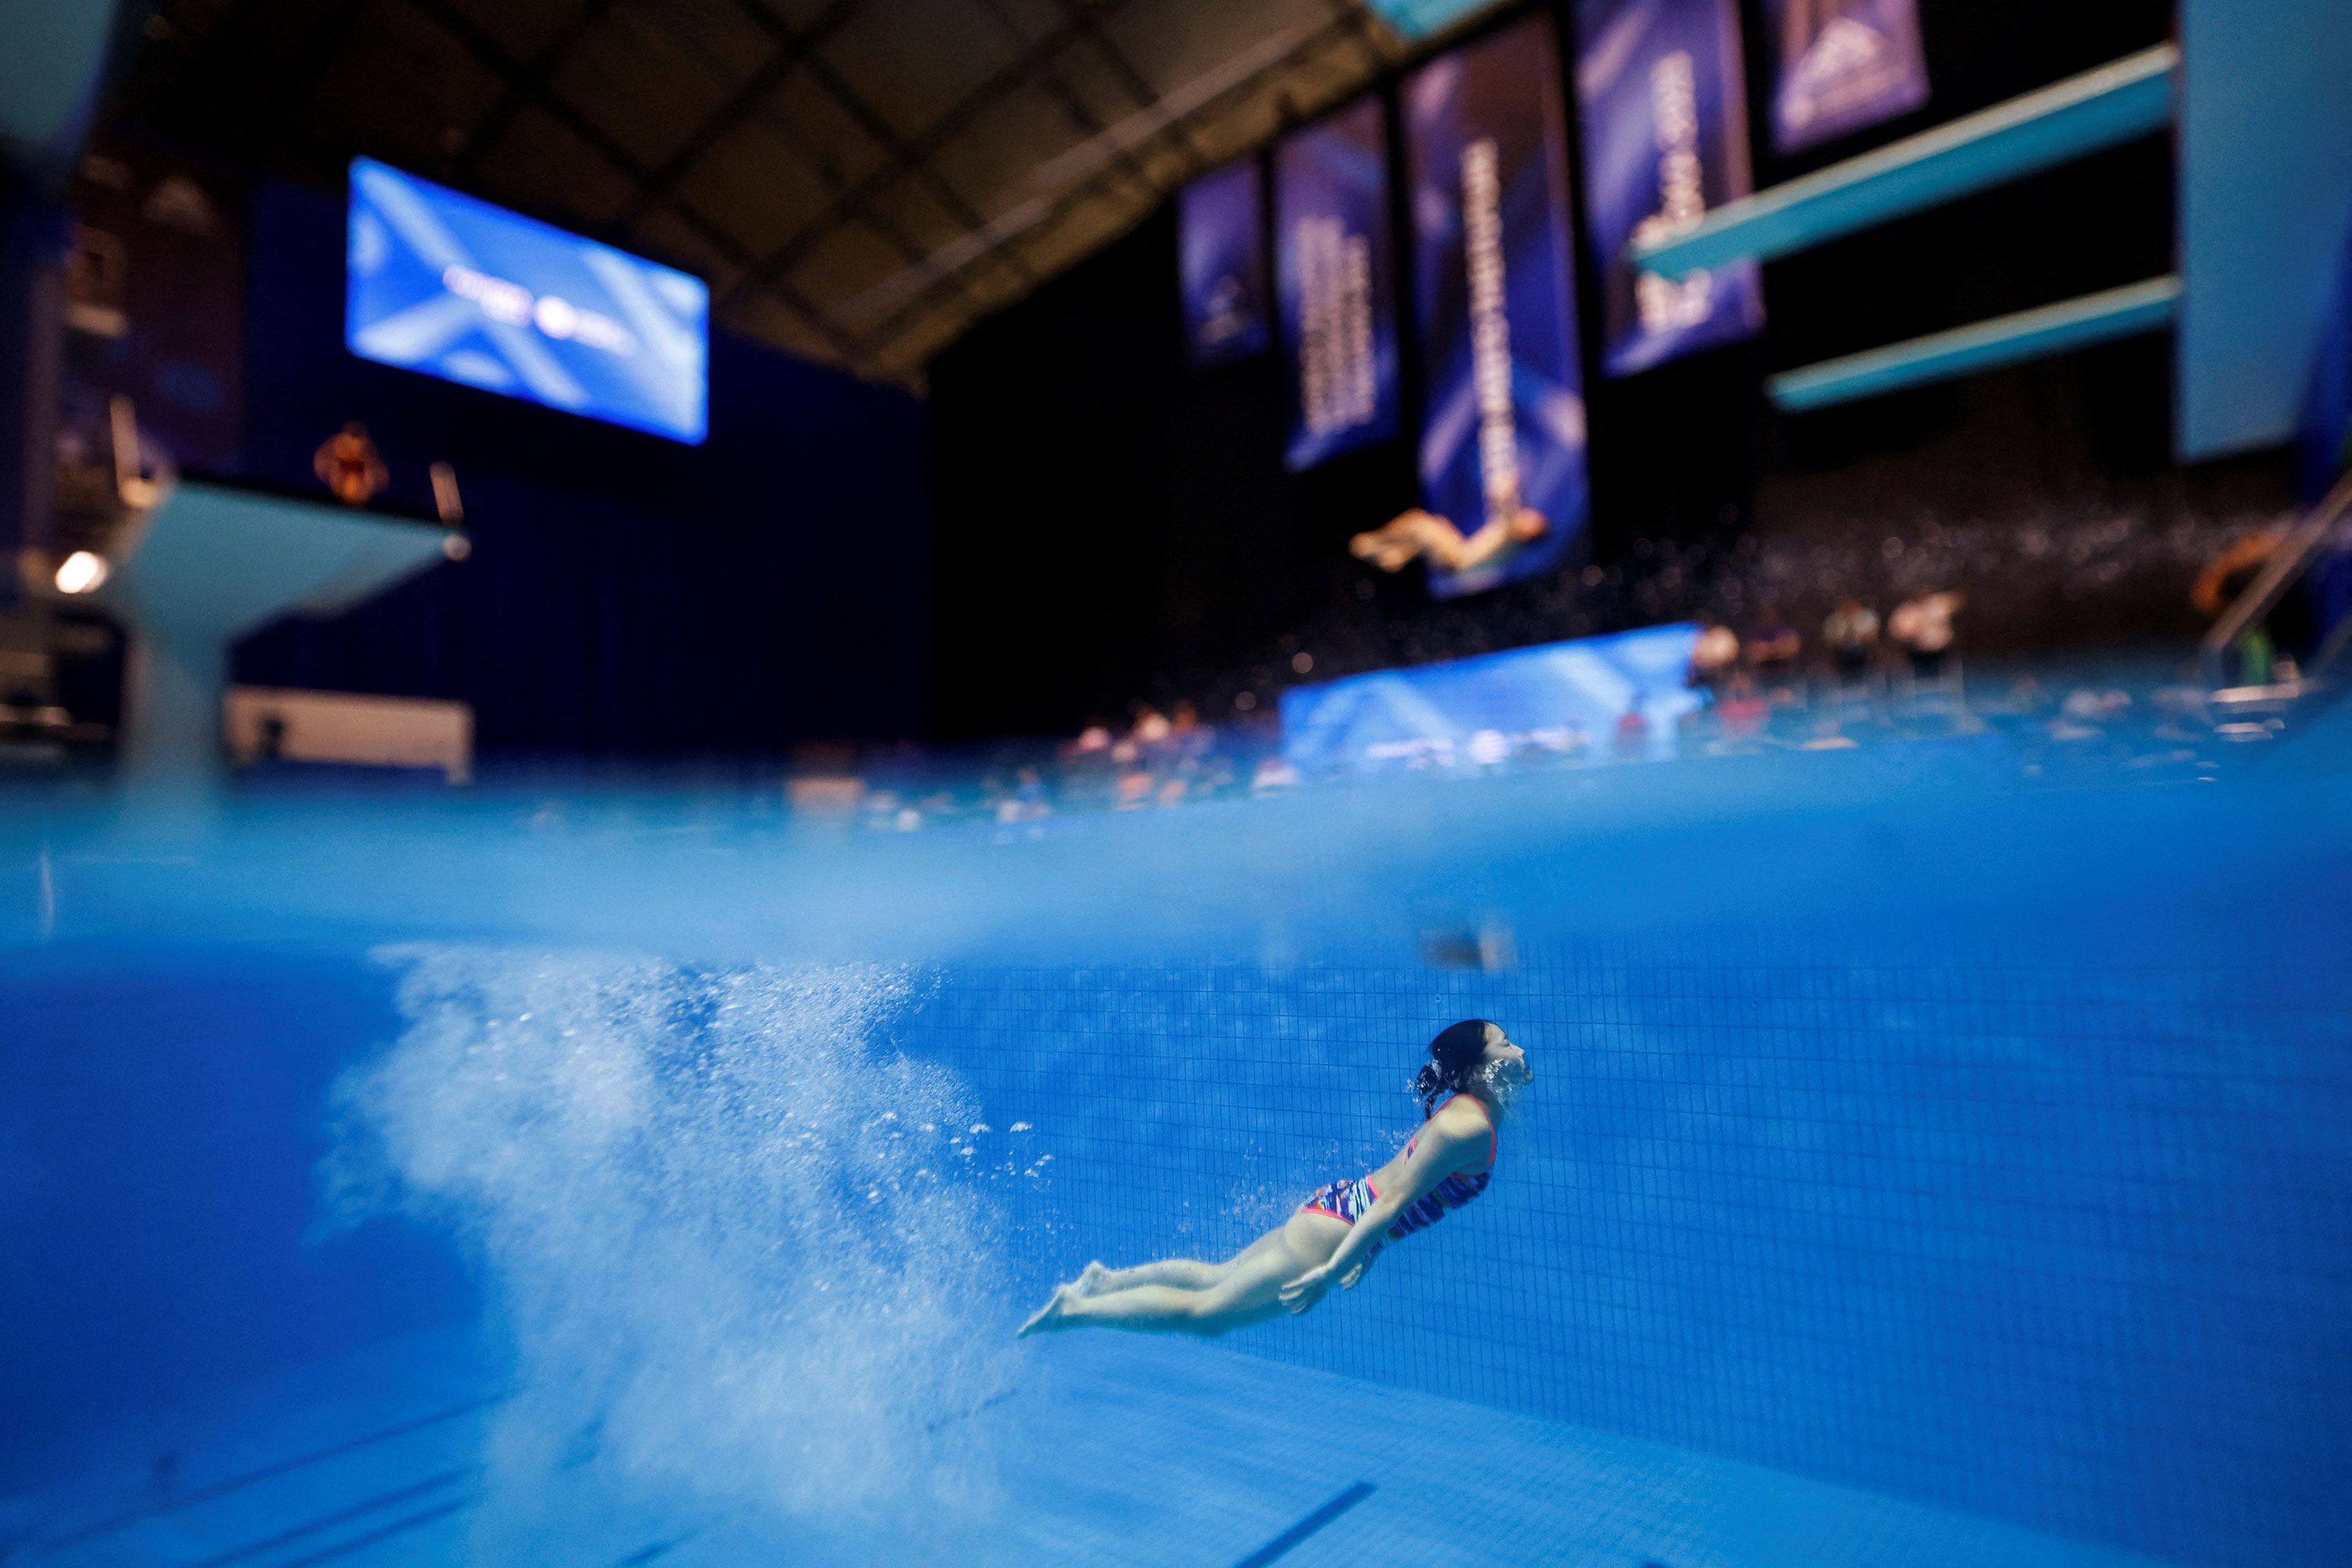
[1352,510,1469,574]
[1018,1287,1080,1337]
[1080,1225,1294,1296]
[1350,535,1423,573]
[1400,513,1468,563]
[1023,1275,1283,1339]
[1020,1258,1228,1332]
[1079,1258,1224,1295]
[1353,510,1434,556]
[1018,1225,1330,1339]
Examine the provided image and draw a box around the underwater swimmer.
[1018,1020,1530,1338]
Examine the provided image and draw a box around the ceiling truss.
[111,0,1410,384]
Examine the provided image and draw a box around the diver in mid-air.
[1018,1020,1530,1338]
[1348,503,1550,575]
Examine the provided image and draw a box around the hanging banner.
[1178,159,1270,365]
[1276,96,1401,471]
[2297,224,2352,504]
[1577,0,1765,378]
[2296,228,2352,661]
[1399,13,1588,601]
[1764,0,1930,154]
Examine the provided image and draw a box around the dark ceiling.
[107,0,1412,386]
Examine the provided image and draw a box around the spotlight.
[54,550,109,594]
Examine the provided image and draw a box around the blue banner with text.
[1577,0,1765,378]
[2298,223,2352,504]
[1276,96,1402,471]
[1179,160,1270,366]
[2298,224,2352,650]
[1764,0,1931,154]
[1402,13,1588,601]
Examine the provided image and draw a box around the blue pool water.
[3,696,2348,1567]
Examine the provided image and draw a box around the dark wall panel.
[229,179,931,760]
[925,210,1183,742]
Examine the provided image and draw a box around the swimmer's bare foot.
[1017,1286,1074,1338]
[1076,1261,1112,1296]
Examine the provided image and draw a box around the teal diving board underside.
[2176,0,2352,459]
[1356,0,1509,42]
[1769,277,2183,413]
[1635,45,2178,278]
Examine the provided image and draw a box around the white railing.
[2201,466,2352,694]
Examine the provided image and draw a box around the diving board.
[1634,45,2176,278]
[1768,276,2181,413]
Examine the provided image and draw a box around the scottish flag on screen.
[1577,0,1765,377]
[1405,13,1589,601]
[1765,0,1930,153]
[1276,96,1400,471]
[345,158,709,444]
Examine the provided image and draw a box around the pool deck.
[13,1327,2168,1568]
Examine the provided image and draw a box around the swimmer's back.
[1368,1092,1494,1191]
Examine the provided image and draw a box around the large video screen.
[1280,622,1704,774]
[345,158,709,444]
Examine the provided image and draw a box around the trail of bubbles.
[322,946,1016,1553]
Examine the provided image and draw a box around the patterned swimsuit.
[1300,1094,1496,1249]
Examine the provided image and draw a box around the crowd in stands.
[1686,588,1968,718]
[797,494,2307,833]
[828,700,1290,834]
[808,597,2237,836]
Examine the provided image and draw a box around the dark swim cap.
[1430,1018,1497,1070]
[1416,1018,1499,1116]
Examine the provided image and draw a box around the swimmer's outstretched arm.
[1278,1114,1483,1316]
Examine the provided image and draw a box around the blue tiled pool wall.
[0,942,479,1483]
[5,932,2344,1568]
[902,926,2352,1568]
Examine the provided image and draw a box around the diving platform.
[1633,45,2177,278]
[89,477,459,794]
[1768,276,2182,413]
